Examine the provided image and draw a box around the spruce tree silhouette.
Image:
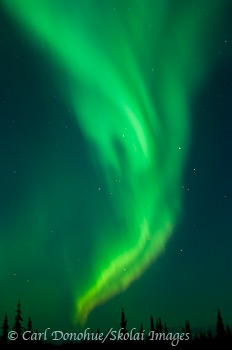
[207,329,213,341]
[147,314,155,341]
[157,317,163,333]
[26,317,32,343]
[155,318,159,333]
[150,315,155,333]
[13,299,23,341]
[1,314,9,344]
[27,317,32,332]
[164,322,168,335]
[199,330,206,341]
[194,332,199,342]
[185,320,192,341]
[0,303,231,347]
[120,308,127,335]
[216,309,226,339]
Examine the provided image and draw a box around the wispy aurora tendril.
[2,0,226,323]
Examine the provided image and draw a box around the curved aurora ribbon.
[2,0,226,324]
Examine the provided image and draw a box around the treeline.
[0,300,231,348]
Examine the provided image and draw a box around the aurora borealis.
[0,0,232,333]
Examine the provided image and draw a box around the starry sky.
[0,0,232,333]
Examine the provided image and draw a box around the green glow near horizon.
[2,0,225,324]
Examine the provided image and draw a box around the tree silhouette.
[147,314,155,341]
[194,332,199,342]
[13,299,23,340]
[28,317,32,332]
[216,309,226,339]
[156,318,159,333]
[207,329,213,341]
[156,317,163,333]
[120,308,127,335]
[150,315,155,333]
[1,314,9,344]
[185,320,192,340]
[0,301,231,347]
[164,322,168,335]
[199,330,206,342]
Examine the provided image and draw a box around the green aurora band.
[2,0,226,324]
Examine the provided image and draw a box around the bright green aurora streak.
[2,0,225,324]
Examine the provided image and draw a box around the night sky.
[0,0,232,334]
